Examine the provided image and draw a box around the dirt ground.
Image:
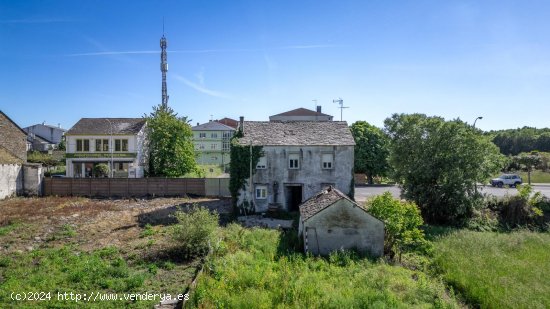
[0,196,232,255]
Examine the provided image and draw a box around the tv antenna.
[332,98,349,121]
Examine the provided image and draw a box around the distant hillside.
[486,127,550,155]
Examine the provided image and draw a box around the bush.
[470,186,550,231]
[366,192,430,261]
[498,185,544,228]
[94,163,110,177]
[171,206,219,257]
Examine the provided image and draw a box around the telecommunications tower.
[160,24,169,108]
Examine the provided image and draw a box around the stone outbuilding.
[298,186,384,257]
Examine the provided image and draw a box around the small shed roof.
[67,118,146,135]
[299,186,381,223]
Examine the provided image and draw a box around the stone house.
[235,117,355,212]
[192,121,235,167]
[299,186,384,257]
[0,111,42,199]
[65,118,148,178]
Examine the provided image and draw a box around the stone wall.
[0,112,27,162]
[302,199,384,257]
[240,145,354,212]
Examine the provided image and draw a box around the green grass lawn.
[433,230,550,308]
[190,224,460,308]
[517,170,550,183]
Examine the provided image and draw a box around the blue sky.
[1,0,550,131]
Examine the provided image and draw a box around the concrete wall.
[239,145,354,212]
[22,164,43,196]
[0,163,43,199]
[0,164,22,199]
[301,199,384,257]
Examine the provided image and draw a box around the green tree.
[146,104,198,177]
[514,152,543,185]
[366,192,429,261]
[384,113,504,225]
[350,121,390,184]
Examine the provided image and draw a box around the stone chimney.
[239,116,244,133]
[316,106,321,113]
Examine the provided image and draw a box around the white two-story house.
[65,118,148,178]
[235,118,355,212]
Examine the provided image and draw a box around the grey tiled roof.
[299,186,358,221]
[67,118,146,135]
[272,108,331,117]
[192,121,236,131]
[237,121,355,146]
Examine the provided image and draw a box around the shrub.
[497,185,544,228]
[171,206,219,257]
[94,163,110,177]
[366,192,430,261]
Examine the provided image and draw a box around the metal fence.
[43,177,217,198]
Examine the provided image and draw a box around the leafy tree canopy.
[384,113,505,225]
[145,104,198,177]
[350,121,390,184]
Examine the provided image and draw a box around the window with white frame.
[211,133,218,138]
[76,139,90,152]
[255,185,267,199]
[95,139,109,152]
[199,144,205,150]
[322,153,334,169]
[199,133,206,138]
[211,143,217,150]
[256,156,267,169]
[289,153,300,169]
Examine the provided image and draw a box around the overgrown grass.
[0,246,156,308]
[433,230,550,308]
[190,224,460,308]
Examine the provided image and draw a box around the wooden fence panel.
[205,178,230,197]
[43,177,210,198]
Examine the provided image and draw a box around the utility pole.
[473,116,483,195]
[332,98,349,121]
[105,119,114,178]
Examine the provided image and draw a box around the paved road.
[355,184,550,202]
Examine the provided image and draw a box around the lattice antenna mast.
[160,20,169,108]
[332,98,349,121]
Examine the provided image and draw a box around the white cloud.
[173,74,234,100]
